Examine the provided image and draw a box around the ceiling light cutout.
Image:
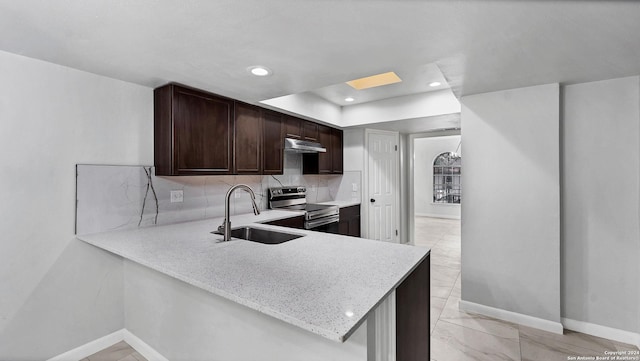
[248,66,272,77]
[346,71,402,90]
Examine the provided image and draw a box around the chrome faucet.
[218,184,261,241]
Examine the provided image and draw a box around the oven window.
[310,222,339,234]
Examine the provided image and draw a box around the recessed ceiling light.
[346,71,402,90]
[344,97,355,102]
[248,66,272,77]
[429,81,441,87]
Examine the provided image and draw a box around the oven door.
[305,215,340,233]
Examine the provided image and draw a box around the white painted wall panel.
[460,84,561,324]
[0,50,153,359]
[562,76,640,333]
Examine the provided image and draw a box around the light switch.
[352,183,358,192]
[170,190,184,203]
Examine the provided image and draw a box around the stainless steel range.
[268,186,339,231]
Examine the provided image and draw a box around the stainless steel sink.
[215,227,304,244]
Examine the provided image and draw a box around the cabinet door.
[339,205,361,237]
[348,216,361,237]
[234,102,262,174]
[284,116,302,139]
[265,215,305,229]
[303,121,318,141]
[263,110,284,174]
[331,128,343,174]
[317,125,333,173]
[174,87,233,174]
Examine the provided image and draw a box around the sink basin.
[216,227,304,244]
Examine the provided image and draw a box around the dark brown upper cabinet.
[317,125,333,173]
[155,83,341,176]
[331,128,343,174]
[234,102,262,174]
[302,121,318,141]
[262,110,284,174]
[155,84,234,176]
[302,125,343,174]
[284,116,303,139]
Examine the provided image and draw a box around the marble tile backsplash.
[76,154,361,235]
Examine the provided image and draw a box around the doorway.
[408,130,461,246]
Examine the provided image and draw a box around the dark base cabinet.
[396,254,430,361]
[264,216,305,229]
[338,205,360,237]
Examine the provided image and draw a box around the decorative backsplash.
[76,154,361,235]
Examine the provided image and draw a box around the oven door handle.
[305,215,340,229]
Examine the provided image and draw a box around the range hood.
[284,138,327,153]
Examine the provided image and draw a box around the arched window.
[433,152,461,204]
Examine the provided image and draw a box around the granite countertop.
[77,209,428,342]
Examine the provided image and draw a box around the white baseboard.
[124,329,170,361]
[415,213,460,220]
[459,300,564,334]
[47,329,124,361]
[562,318,640,349]
[47,328,169,361]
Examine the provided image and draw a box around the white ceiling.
[1,1,640,112]
[309,63,450,106]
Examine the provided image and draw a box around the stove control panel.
[269,186,306,200]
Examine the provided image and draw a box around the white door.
[366,130,399,243]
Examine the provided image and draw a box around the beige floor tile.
[131,351,148,361]
[520,329,596,361]
[519,325,639,357]
[431,296,447,333]
[86,341,136,361]
[431,284,454,299]
[431,264,460,288]
[117,355,139,361]
[432,320,521,361]
[440,295,520,340]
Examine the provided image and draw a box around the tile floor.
[415,216,639,361]
[81,341,146,361]
[83,217,639,361]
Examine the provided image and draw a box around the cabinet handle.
[370,198,376,203]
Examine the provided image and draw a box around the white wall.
[0,50,153,359]
[260,92,342,126]
[343,128,365,172]
[413,135,461,219]
[461,84,561,327]
[562,76,640,335]
[341,90,460,127]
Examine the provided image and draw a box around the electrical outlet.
[170,190,184,203]
[234,191,242,199]
[352,183,358,192]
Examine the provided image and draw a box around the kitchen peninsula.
[78,210,430,360]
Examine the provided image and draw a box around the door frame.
[363,128,401,243]
[407,129,461,245]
